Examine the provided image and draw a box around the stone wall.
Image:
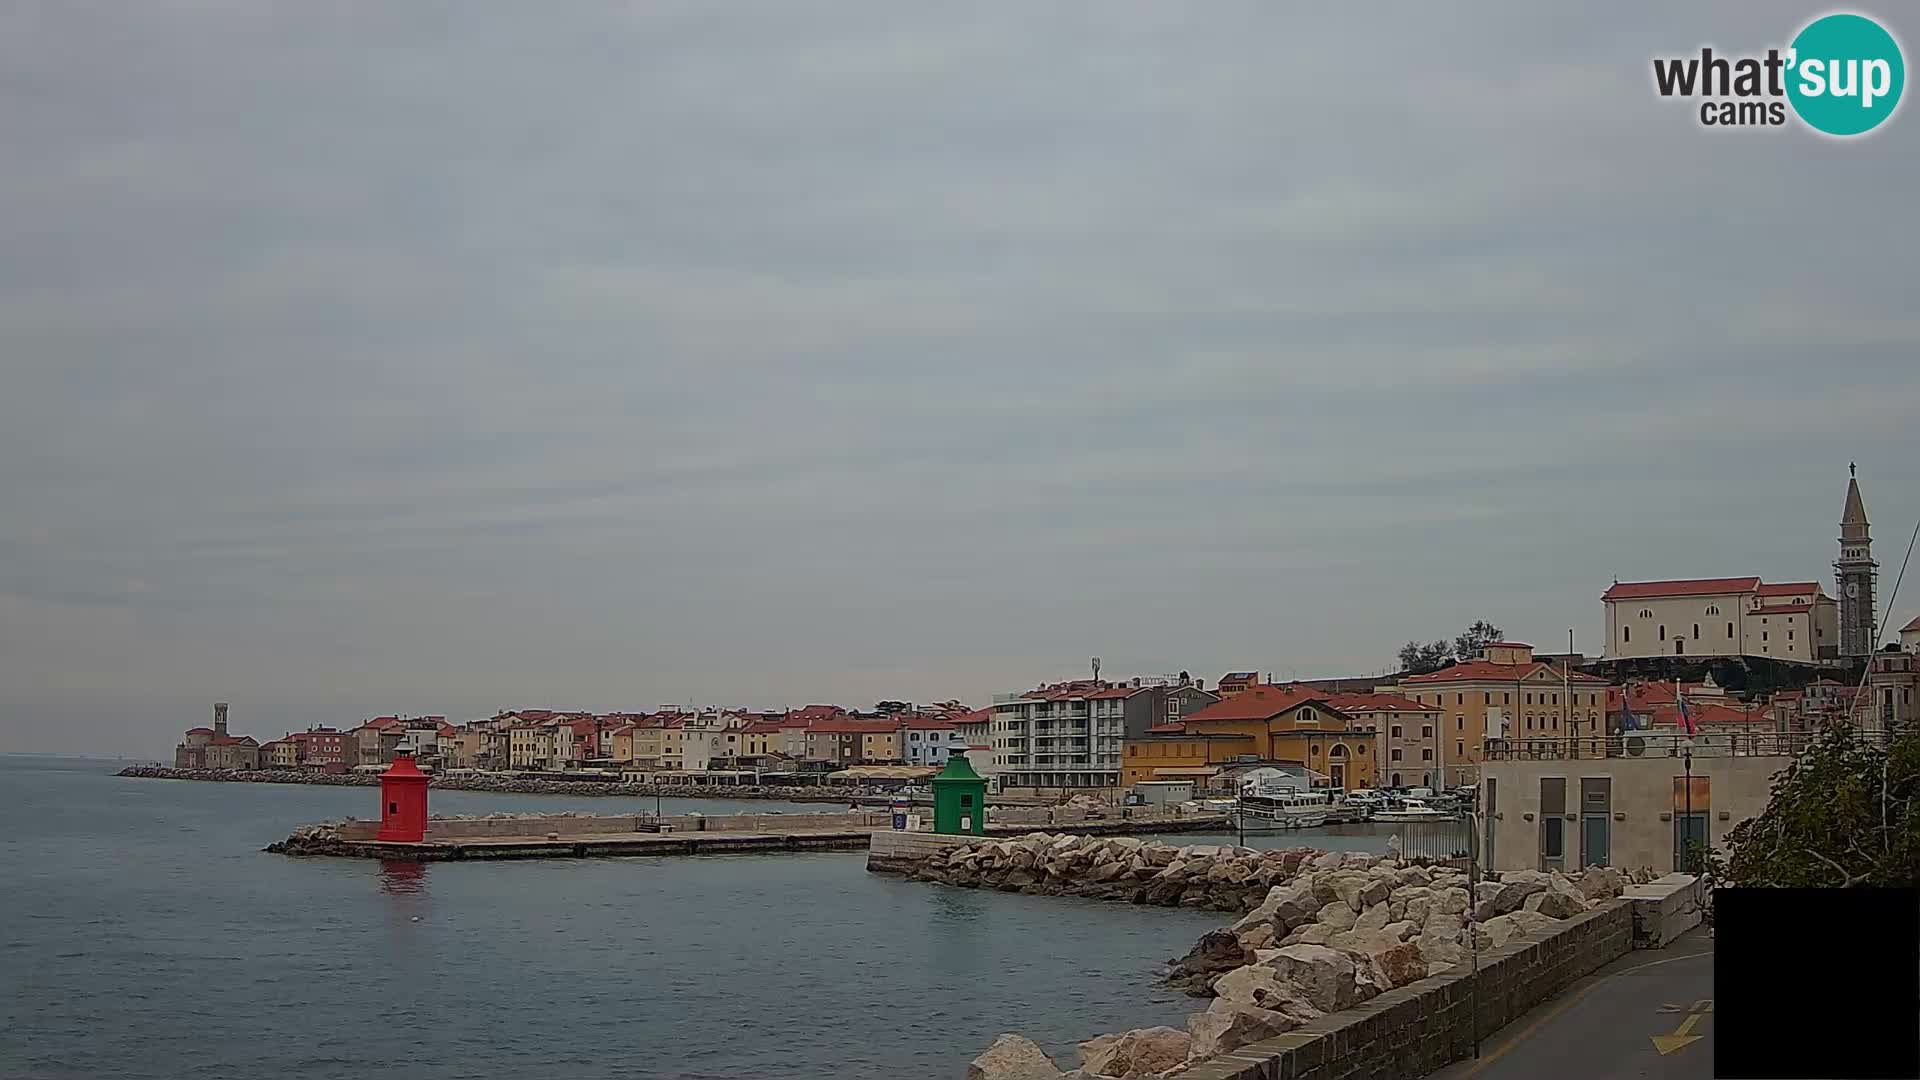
[1177,901,1635,1080]
[1624,872,1704,948]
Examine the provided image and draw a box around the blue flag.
[1616,690,1637,733]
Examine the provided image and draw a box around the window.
[1422,749,1434,760]
[1391,749,1402,761]
[1504,693,1511,704]
[1456,693,1464,705]
[1623,626,1631,643]
[1484,692,1491,705]
[1456,740,1465,757]
[1422,725,1434,738]
[1692,623,1700,639]
[1526,693,1533,705]
[1762,631,1769,642]
[1640,608,1653,618]
[1727,622,1735,638]
[1788,629,1794,640]
[1659,625,1667,641]
[1127,746,1136,757]
[1706,604,1720,615]
[1391,725,1402,738]
[1456,716,1464,730]
[1544,817,1564,858]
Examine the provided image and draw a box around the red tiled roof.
[953,708,992,726]
[1903,615,1920,633]
[899,715,959,730]
[1404,660,1607,685]
[1183,686,1324,722]
[1144,721,1189,734]
[1756,582,1821,596]
[1088,686,1147,700]
[184,727,214,735]
[1603,577,1760,600]
[808,719,900,735]
[1317,691,1436,713]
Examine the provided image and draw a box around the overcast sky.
[3,2,1916,755]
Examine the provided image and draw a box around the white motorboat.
[1371,797,1456,822]
[1233,789,1334,830]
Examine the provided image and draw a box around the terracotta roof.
[1756,582,1821,596]
[953,708,993,726]
[184,727,214,735]
[1088,686,1147,700]
[808,719,900,735]
[1317,691,1436,713]
[1903,615,1920,633]
[1404,660,1607,685]
[1603,577,1760,600]
[1144,721,1189,734]
[1182,686,1325,722]
[1486,641,1532,650]
[899,715,959,730]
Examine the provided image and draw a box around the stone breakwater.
[115,765,886,802]
[944,834,1644,1080]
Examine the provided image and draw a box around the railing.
[1483,727,1895,761]
[1394,819,1474,868]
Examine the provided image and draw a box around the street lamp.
[1680,736,1696,873]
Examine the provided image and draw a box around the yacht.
[1233,789,1335,831]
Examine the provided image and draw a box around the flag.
[1615,687,1637,733]
[1676,688,1697,736]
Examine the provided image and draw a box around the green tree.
[1718,725,1920,887]
[1398,639,1453,675]
[1453,620,1505,660]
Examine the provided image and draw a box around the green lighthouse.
[930,750,987,835]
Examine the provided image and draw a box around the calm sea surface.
[0,756,1312,1080]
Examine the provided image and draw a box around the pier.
[269,809,1230,861]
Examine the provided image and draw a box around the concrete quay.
[268,810,1228,862]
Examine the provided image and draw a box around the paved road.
[1431,927,1715,1080]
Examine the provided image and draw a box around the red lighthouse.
[375,753,430,842]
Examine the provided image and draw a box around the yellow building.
[1123,686,1377,791]
[1386,642,1611,767]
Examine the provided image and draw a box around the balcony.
[1482,728,1893,761]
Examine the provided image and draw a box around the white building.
[1602,577,1837,662]
[899,717,968,767]
[990,681,1128,791]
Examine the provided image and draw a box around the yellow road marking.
[1448,946,1714,1078]
[1651,1004,1711,1055]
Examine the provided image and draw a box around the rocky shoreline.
[115,765,890,802]
[943,834,1649,1079]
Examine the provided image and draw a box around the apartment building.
[1385,643,1610,769]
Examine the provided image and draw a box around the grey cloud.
[3,1,1917,754]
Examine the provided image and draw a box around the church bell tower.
[1836,464,1878,657]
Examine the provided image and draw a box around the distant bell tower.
[213,701,230,738]
[1836,464,1878,657]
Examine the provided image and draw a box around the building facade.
[1864,647,1918,735]
[1387,643,1610,769]
[1603,578,1838,662]
[1123,686,1378,792]
[1317,691,1449,788]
